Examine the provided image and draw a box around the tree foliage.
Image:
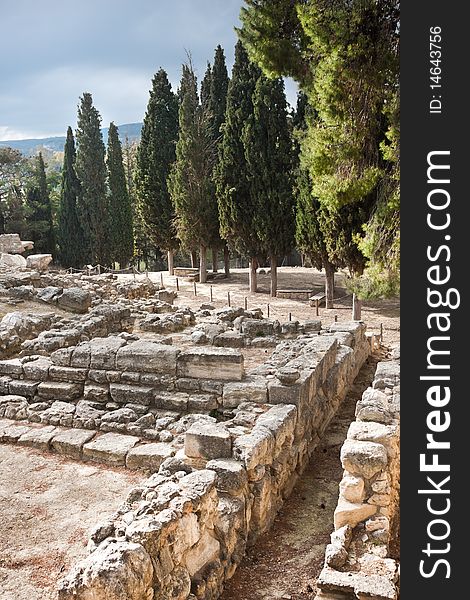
[75,92,108,265]
[107,122,134,267]
[25,152,55,255]
[135,69,179,254]
[57,127,86,268]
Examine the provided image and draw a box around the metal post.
[267,303,270,318]
[316,300,319,317]
[244,297,247,310]
[289,312,292,322]
[227,291,231,307]
[193,281,197,296]
[380,323,383,343]
[334,314,338,322]
[160,272,164,287]
[210,286,213,302]
[176,277,179,291]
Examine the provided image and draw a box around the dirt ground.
[0,446,142,600]
[130,266,400,348]
[220,351,387,600]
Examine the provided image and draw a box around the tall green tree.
[75,92,108,265]
[168,62,218,283]
[106,122,133,268]
[57,127,86,268]
[135,69,179,274]
[0,147,28,234]
[239,0,400,295]
[216,40,262,291]
[244,76,295,296]
[25,152,55,255]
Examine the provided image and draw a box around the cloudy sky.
[0,0,297,142]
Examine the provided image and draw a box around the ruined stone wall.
[315,349,400,600]
[55,323,372,600]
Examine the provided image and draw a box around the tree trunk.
[224,246,230,278]
[212,248,218,273]
[249,257,258,293]
[325,262,335,309]
[199,245,207,283]
[167,249,174,276]
[270,255,278,297]
[352,293,362,320]
[190,250,197,268]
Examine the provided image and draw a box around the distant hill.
[0,122,143,156]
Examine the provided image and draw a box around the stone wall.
[315,349,400,600]
[55,323,373,600]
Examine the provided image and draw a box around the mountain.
[0,122,143,156]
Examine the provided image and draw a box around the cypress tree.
[216,40,262,291]
[243,76,294,296]
[57,127,86,268]
[106,122,134,268]
[25,152,55,255]
[200,63,212,110]
[135,69,179,274]
[168,62,217,283]
[75,92,108,265]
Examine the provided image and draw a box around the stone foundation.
[50,323,372,600]
[315,350,400,600]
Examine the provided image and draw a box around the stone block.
[37,381,83,401]
[126,442,175,471]
[0,358,23,376]
[188,394,218,412]
[373,360,400,390]
[213,331,246,348]
[232,426,275,470]
[177,347,244,381]
[109,383,154,406]
[340,439,388,479]
[0,423,32,443]
[17,425,57,450]
[334,498,377,529]
[52,428,96,459]
[206,458,247,493]
[8,379,39,397]
[339,474,365,504]
[347,421,399,458]
[222,378,267,408]
[56,287,92,313]
[153,391,189,411]
[184,530,220,577]
[23,357,52,379]
[49,365,88,382]
[116,340,179,374]
[185,422,232,459]
[82,432,139,466]
[50,347,73,367]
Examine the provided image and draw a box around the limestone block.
[116,340,179,374]
[347,421,399,458]
[255,405,297,448]
[8,379,39,397]
[49,365,88,382]
[334,499,377,529]
[317,560,398,600]
[126,443,175,471]
[213,331,246,348]
[52,428,96,459]
[101,408,138,424]
[37,381,83,401]
[267,381,301,406]
[0,358,23,376]
[153,391,189,411]
[232,426,275,470]
[222,378,267,408]
[50,347,73,367]
[84,383,110,403]
[57,287,92,313]
[172,513,201,558]
[339,474,365,504]
[188,393,218,412]
[341,439,388,479]
[373,360,400,390]
[177,347,244,381]
[185,422,232,460]
[109,383,154,406]
[241,319,274,337]
[0,233,29,254]
[184,530,220,577]
[57,540,154,600]
[83,432,139,465]
[0,252,26,268]
[26,253,53,271]
[356,387,395,424]
[0,423,32,443]
[179,469,217,496]
[17,425,57,450]
[206,458,247,493]
[75,400,106,421]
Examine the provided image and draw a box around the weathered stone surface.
[232,426,275,470]
[83,432,139,465]
[356,387,395,424]
[334,498,377,529]
[17,425,57,450]
[22,356,52,380]
[0,252,26,268]
[0,423,32,443]
[0,233,29,254]
[177,347,244,381]
[241,319,275,338]
[50,347,73,367]
[26,253,53,271]
[0,358,23,376]
[206,458,247,493]
[126,442,175,471]
[187,393,218,412]
[339,474,365,504]
[57,540,154,600]
[37,381,82,401]
[347,421,399,457]
[184,529,220,576]
[116,340,179,374]
[110,383,154,406]
[84,384,110,402]
[57,287,92,313]
[222,378,267,408]
[373,360,400,389]
[8,379,39,397]
[340,439,388,479]
[49,365,88,382]
[185,422,232,460]
[75,400,106,421]
[317,562,398,600]
[213,331,246,348]
[52,428,96,458]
